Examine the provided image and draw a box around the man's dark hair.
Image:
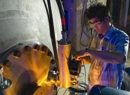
[84,3,111,21]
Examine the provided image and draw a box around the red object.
[61,18,66,25]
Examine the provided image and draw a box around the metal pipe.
[58,42,71,88]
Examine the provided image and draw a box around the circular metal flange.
[0,42,56,95]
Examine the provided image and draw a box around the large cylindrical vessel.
[0,0,62,54]
[0,0,62,95]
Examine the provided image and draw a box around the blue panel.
[64,10,69,37]
[71,0,74,4]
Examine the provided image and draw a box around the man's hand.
[74,50,87,61]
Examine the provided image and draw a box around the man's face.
[89,17,106,34]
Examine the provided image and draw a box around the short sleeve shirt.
[88,25,129,90]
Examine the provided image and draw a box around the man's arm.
[75,49,125,64]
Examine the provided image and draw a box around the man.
[75,3,129,92]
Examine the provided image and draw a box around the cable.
[80,0,98,48]
[77,64,87,84]
[43,0,59,69]
[55,87,62,95]
[82,65,87,83]
[42,0,50,18]
[78,72,85,78]
[63,88,68,95]
[56,0,66,32]
[80,0,92,47]
[56,0,70,45]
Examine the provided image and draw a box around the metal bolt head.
[24,46,31,52]
[13,50,21,58]
[33,44,40,50]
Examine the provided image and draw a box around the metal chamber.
[0,0,62,95]
[0,0,62,54]
[0,43,57,95]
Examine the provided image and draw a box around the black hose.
[43,0,58,65]
[56,0,66,33]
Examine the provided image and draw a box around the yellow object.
[58,43,71,88]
